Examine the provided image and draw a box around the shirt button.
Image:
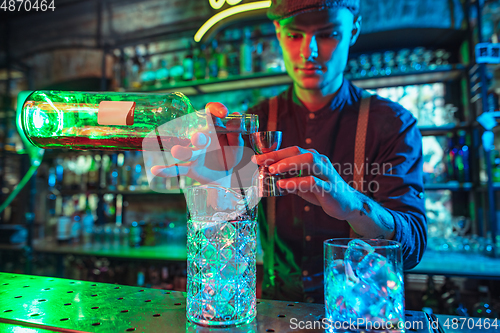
[309,113,315,119]
[305,235,311,241]
[418,192,424,199]
[305,138,312,144]
[302,270,309,276]
[304,206,310,212]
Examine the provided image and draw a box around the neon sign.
[209,0,243,10]
[195,0,271,42]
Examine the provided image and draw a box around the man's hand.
[150,102,248,187]
[254,146,395,239]
[254,146,358,220]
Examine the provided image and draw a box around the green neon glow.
[194,1,271,42]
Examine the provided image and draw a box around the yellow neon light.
[209,0,225,10]
[210,0,243,10]
[195,1,271,42]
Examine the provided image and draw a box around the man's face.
[275,8,361,91]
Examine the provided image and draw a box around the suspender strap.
[350,91,371,238]
[266,96,278,281]
[354,92,371,193]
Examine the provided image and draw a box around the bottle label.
[98,101,135,125]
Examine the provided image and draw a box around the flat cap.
[267,0,361,21]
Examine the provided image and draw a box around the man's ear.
[350,16,362,46]
[273,20,281,40]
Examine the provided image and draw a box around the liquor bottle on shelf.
[240,27,253,76]
[139,59,156,87]
[100,155,110,189]
[155,59,169,88]
[130,47,143,90]
[253,39,264,74]
[82,196,96,247]
[421,276,440,315]
[208,40,219,79]
[194,44,207,81]
[264,39,285,73]
[108,154,119,191]
[443,132,457,181]
[169,55,184,84]
[383,51,395,75]
[228,42,241,75]
[121,151,133,190]
[87,154,100,190]
[183,42,194,81]
[217,43,229,79]
[473,285,499,318]
[455,130,470,183]
[121,49,132,89]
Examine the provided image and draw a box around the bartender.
[152,0,427,303]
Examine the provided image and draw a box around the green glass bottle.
[21,91,197,151]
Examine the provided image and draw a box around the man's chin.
[293,77,324,90]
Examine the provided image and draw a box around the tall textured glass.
[324,239,404,332]
[185,185,258,327]
[20,91,257,153]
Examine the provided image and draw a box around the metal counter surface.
[0,272,479,333]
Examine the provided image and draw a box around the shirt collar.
[290,78,353,115]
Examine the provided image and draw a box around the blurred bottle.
[129,221,142,247]
[137,268,146,287]
[130,47,144,90]
[121,49,132,89]
[82,197,95,247]
[443,133,457,181]
[140,58,156,87]
[155,59,169,88]
[473,285,499,318]
[422,277,440,315]
[491,150,500,182]
[455,130,470,183]
[183,42,194,81]
[194,44,208,81]
[208,40,219,79]
[227,42,240,76]
[240,27,253,76]
[71,210,82,245]
[370,52,382,76]
[396,48,410,73]
[264,39,285,73]
[142,221,156,246]
[358,54,371,77]
[217,43,229,79]
[100,155,110,189]
[108,154,119,191]
[169,55,184,84]
[253,39,264,73]
[383,51,395,75]
[121,151,133,190]
[62,157,72,190]
[439,278,468,316]
[88,154,100,190]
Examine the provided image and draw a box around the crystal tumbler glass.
[324,238,405,331]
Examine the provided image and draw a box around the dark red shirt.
[248,79,427,303]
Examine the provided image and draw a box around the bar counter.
[0,273,497,333]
